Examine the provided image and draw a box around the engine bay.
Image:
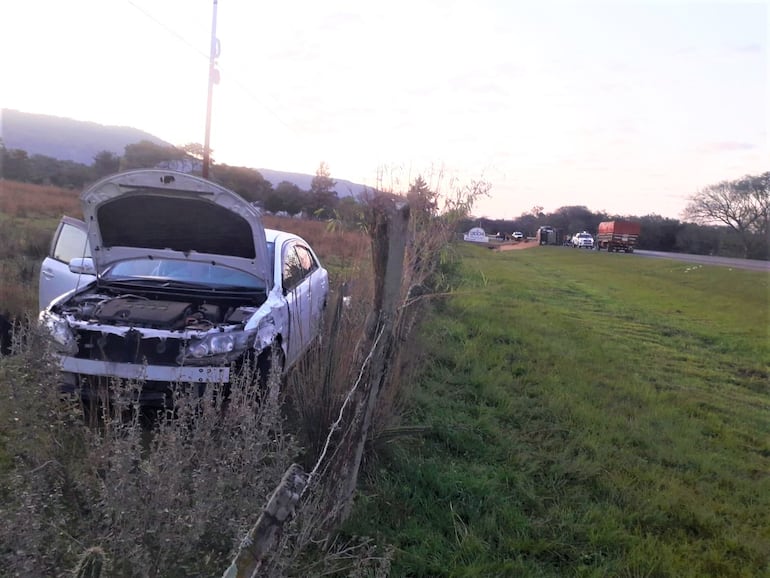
[51,287,268,365]
[55,287,264,332]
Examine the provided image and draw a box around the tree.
[549,205,601,236]
[407,175,438,223]
[212,164,273,204]
[735,172,770,254]
[684,172,769,258]
[2,147,30,181]
[264,181,308,215]
[52,160,93,188]
[674,223,721,256]
[93,150,121,178]
[180,142,206,161]
[308,161,338,218]
[335,195,365,227]
[121,140,186,171]
[636,214,682,252]
[27,154,60,184]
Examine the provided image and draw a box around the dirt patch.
[495,242,538,252]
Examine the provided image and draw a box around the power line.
[125,0,209,60]
[124,0,300,137]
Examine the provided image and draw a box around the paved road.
[634,250,770,272]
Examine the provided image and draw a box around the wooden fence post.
[340,199,410,521]
[221,463,308,578]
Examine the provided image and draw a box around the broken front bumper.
[58,356,230,383]
[57,356,231,407]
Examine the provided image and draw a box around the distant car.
[571,232,594,249]
[39,170,329,406]
[512,231,524,240]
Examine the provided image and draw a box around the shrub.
[0,324,297,576]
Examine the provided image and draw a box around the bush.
[0,325,297,576]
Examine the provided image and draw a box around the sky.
[1,0,767,219]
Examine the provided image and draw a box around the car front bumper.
[58,355,230,383]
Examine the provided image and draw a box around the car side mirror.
[69,257,96,276]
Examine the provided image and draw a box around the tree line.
[2,138,766,259]
[461,171,769,261]
[0,139,348,220]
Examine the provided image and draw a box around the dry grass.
[262,214,371,272]
[0,325,298,576]
[0,179,81,219]
[1,180,82,318]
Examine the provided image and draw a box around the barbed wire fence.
[222,198,411,577]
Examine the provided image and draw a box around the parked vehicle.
[512,231,524,240]
[537,226,562,245]
[571,232,594,249]
[39,170,329,406]
[595,220,641,253]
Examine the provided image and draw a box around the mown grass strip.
[346,245,769,577]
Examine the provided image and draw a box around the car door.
[38,217,93,311]
[281,241,314,367]
[294,244,328,336]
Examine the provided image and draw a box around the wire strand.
[301,323,386,496]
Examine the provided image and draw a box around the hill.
[257,168,368,198]
[1,109,170,165]
[1,109,368,197]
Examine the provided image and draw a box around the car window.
[104,258,263,289]
[53,222,91,263]
[295,245,318,276]
[282,246,305,291]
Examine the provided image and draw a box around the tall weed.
[0,324,297,576]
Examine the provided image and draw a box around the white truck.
[571,232,594,249]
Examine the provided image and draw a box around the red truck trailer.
[596,220,641,253]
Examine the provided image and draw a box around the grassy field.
[345,244,770,577]
[2,179,768,574]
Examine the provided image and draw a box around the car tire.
[256,343,285,389]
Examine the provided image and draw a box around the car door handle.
[41,268,54,280]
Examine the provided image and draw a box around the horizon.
[2,1,767,221]
[0,105,761,224]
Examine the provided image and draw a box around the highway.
[634,250,770,272]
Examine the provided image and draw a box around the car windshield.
[102,258,264,290]
[578,234,592,239]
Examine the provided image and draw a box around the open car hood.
[80,170,272,289]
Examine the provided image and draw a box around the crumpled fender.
[247,285,289,358]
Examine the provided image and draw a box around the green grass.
[345,245,770,577]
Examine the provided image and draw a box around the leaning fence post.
[339,198,410,522]
[221,463,308,578]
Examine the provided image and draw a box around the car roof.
[265,228,312,246]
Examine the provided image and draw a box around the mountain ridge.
[1,109,170,164]
[1,109,366,197]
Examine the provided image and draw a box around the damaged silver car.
[39,170,328,406]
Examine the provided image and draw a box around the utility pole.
[202,0,219,178]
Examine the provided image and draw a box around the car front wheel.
[255,343,285,389]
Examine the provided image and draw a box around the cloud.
[697,141,756,153]
[736,43,763,53]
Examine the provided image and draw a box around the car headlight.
[39,311,78,354]
[184,330,255,360]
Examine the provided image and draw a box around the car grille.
[74,329,183,365]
